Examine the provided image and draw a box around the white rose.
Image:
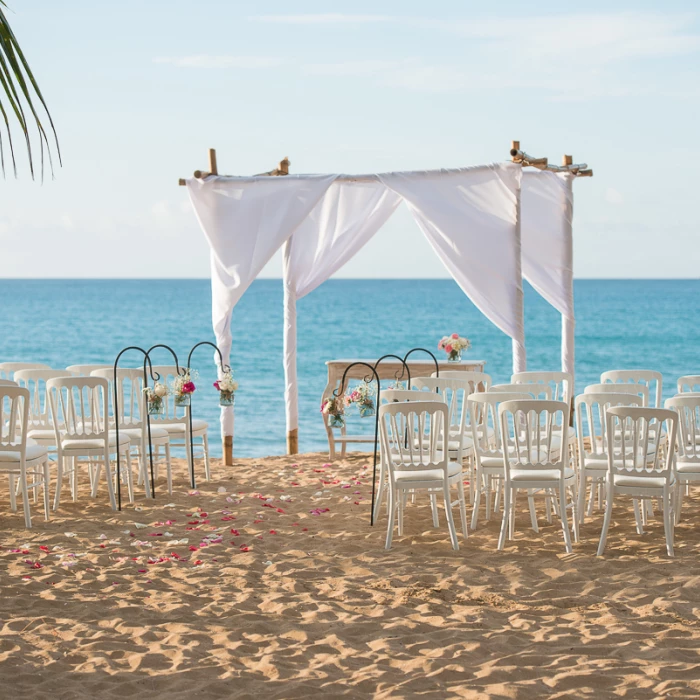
[154,383,168,397]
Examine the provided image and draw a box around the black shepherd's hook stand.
[186,341,230,490]
[113,346,152,511]
[143,344,186,503]
[403,347,440,378]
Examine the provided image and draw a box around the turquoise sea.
[1,279,697,457]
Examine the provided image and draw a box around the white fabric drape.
[283,179,402,437]
[521,171,575,376]
[187,174,338,439]
[379,163,526,373]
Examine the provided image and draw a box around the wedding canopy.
[182,146,588,460]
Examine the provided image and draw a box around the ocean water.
[0,279,697,457]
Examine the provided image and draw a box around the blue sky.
[1,0,698,278]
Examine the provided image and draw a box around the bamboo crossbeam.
[510,141,593,177]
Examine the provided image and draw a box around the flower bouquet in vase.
[214,369,238,406]
[143,382,168,416]
[173,369,197,407]
[347,380,376,418]
[321,396,346,428]
[438,333,471,363]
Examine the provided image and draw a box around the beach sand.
[1,452,700,698]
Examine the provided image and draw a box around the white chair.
[0,362,50,381]
[468,390,536,531]
[47,376,130,510]
[374,389,445,525]
[66,364,111,376]
[512,371,573,404]
[431,370,492,393]
[92,368,173,497]
[597,406,678,557]
[575,392,643,525]
[665,394,700,523]
[379,399,467,550]
[601,370,662,408]
[491,383,553,398]
[498,399,578,553]
[0,379,18,386]
[585,382,649,405]
[148,366,210,481]
[0,385,51,528]
[677,376,700,394]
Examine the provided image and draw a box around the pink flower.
[451,333,459,339]
[445,344,453,353]
[437,341,444,350]
[213,380,221,391]
[182,381,196,394]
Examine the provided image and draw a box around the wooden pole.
[224,435,233,466]
[287,428,298,454]
[208,148,218,175]
[563,155,573,166]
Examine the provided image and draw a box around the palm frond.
[0,1,59,180]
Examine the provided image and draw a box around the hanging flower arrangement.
[214,369,238,406]
[143,382,168,415]
[346,380,377,418]
[321,396,347,428]
[438,333,471,362]
[173,369,198,406]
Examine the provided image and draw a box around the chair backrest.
[0,385,29,457]
[511,371,573,404]
[575,392,643,461]
[410,376,469,432]
[46,376,109,441]
[147,365,188,424]
[499,399,570,475]
[14,369,75,429]
[600,370,662,408]
[0,362,50,380]
[430,370,491,393]
[677,376,700,394]
[585,382,650,407]
[467,390,532,461]
[0,379,18,386]
[379,389,444,405]
[91,368,145,429]
[379,400,449,474]
[665,394,700,464]
[605,405,676,480]
[491,382,553,399]
[66,363,111,376]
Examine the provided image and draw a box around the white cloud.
[154,55,284,69]
[605,188,624,205]
[250,14,393,24]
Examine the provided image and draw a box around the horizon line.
[0,277,698,282]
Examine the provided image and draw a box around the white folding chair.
[498,399,578,553]
[597,406,677,557]
[66,364,111,377]
[379,400,467,550]
[677,376,700,394]
[47,376,130,510]
[512,371,573,404]
[92,368,173,497]
[575,392,643,525]
[0,385,51,528]
[148,366,210,481]
[600,370,662,408]
[430,370,492,393]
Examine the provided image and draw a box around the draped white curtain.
[379,163,525,372]
[187,174,338,440]
[521,171,575,376]
[283,179,402,439]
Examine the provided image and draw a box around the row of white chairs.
[375,369,698,557]
[0,362,211,528]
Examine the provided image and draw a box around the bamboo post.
[563,155,573,166]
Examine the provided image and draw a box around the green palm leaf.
[0,1,59,179]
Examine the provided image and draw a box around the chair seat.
[61,431,130,451]
[394,460,462,482]
[120,427,169,441]
[613,473,674,489]
[27,428,59,442]
[155,419,208,435]
[510,466,575,482]
[0,443,48,464]
[676,460,700,475]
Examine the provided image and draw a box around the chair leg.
[125,448,134,503]
[20,470,31,529]
[42,460,50,520]
[632,499,644,535]
[498,486,511,551]
[385,486,397,550]
[528,492,539,533]
[578,472,587,525]
[398,489,405,536]
[663,488,674,557]
[571,482,580,543]
[597,484,614,556]
[458,479,468,539]
[675,480,684,525]
[203,433,211,481]
[71,458,78,502]
[429,492,439,527]
[9,474,17,511]
[485,475,492,522]
[470,468,481,530]
[103,449,117,511]
[372,464,385,524]
[587,478,596,517]
[559,482,573,554]
[443,484,458,551]
[509,490,517,540]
